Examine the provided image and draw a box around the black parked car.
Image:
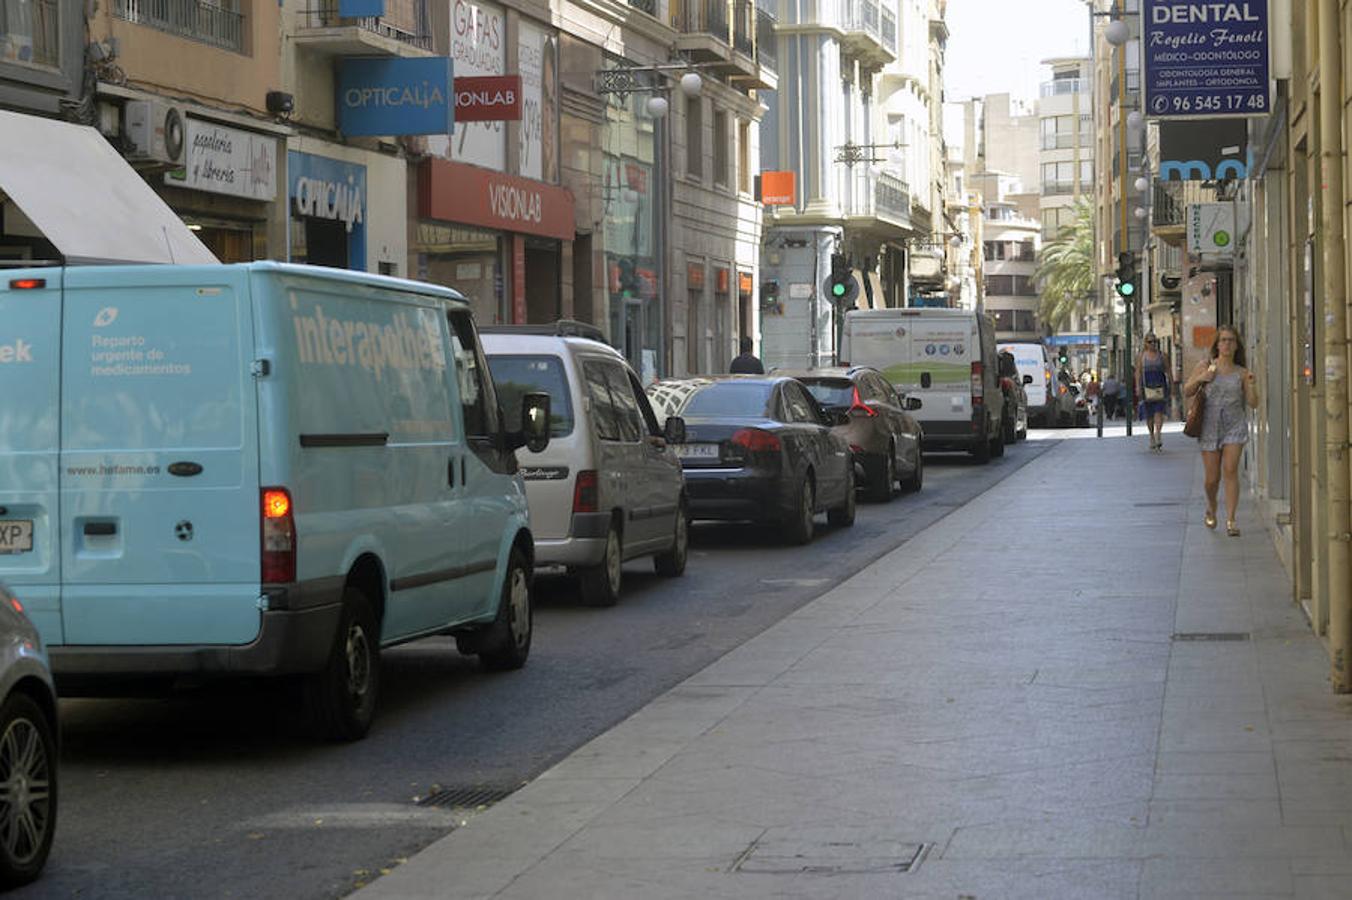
[646,376,855,544]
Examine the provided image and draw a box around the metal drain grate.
[415,785,516,809]
[1172,632,1251,642]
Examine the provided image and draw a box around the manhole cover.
[1172,632,1250,642]
[415,785,516,809]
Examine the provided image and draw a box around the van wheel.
[868,448,895,502]
[304,586,379,742]
[579,525,622,607]
[782,478,815,545]
[828,468,856,527]
[653,503,688,577]
[478,548,533,671]
[902,448,924,492]
[970,433,991,463]
[0,692,57,888]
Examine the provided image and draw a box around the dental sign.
[337,58,454,137]
[1142,1,1271,118]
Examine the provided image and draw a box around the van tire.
[970,433,991,463]
[0,692,57,888]
[653,503,688,577]
[782,477,815,545]
[579,524,622,607]
[901,448,924,492]
[304,586,380,742]
[478,548,533,671]
[828,467,856,527]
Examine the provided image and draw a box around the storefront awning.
[0,110,218,265]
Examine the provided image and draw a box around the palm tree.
[1035,198,1095,332]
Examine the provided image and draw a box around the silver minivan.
[484,324,688,607]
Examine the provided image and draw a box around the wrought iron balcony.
[628,0,657,15]
[1040,78,1087,97]
[838,0,895,67]
[113,0,244,52]
[672,0,776,88]
[844,169,912,232]
[755,6,777,70]
[295,0,433,55]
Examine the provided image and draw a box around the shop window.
[412,222,505,325]
[1,0,59,66]
[192,225,255,263]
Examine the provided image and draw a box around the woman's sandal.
[1204,511,1217,529]
[1226,520,1241,537]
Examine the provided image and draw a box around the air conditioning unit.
[123,100,188,167]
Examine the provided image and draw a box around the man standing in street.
[730,336,764,374]
[1102,373,1122,419]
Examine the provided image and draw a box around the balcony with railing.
[113,0,244,52]
[627,0,657,15]
[293,0,433,57]
[1039,78,1087,97]
[672,0,776,89]
[1151,180,1213,246]
[843,169,913,235]
[908,240,946,287]
[838,0,895,67]
[1040,131,1094,151]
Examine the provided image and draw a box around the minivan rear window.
[487,355,575,437]
[800,379,855,409]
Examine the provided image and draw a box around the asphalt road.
[19,434,1060,900]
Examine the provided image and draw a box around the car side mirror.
[507,392,551,454]
[904,396,922,411]
[920,372,932,389]
[1022,375,1033,385]
[663,415,686,445]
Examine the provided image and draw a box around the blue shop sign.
[288,151,367,270]
[1142,0,1270,118]
[1047,334,1101,346]
[339,0,383,16]
[337,57,454,137]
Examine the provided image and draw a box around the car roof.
[649,374,787,387]
[481,331,626,362]
[772,366,879,380]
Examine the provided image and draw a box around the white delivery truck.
[839,308,1005,462]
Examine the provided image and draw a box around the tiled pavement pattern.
[360,425,1352,899]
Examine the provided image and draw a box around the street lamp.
[594,63,707,118]
[1104,17,1129,46]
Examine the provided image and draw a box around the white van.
[0,262,551,741]
[998,341,1055,426]
[839,308,1005,461]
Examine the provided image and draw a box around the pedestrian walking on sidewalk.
[1184,325,1258,536]
[729,336,764,374]
[1102,373,1122,419]
[1137,334,1172,452]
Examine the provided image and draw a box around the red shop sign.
[455,75,522,122]
[419,158,575,241]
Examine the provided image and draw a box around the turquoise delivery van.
[0,262,550,740]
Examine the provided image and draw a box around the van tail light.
[731,428,782,454]
[848,386,877,418]
[261,487,296,584]
[8,278,45,290]
[970,361,984,405]
[573,470,599,514]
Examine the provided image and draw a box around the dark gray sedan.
[646,376,855,545]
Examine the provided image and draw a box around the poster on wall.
[428,0,506,170]
[516,20,558,183]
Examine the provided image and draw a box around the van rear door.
[58,267,261,645]
[896,315,973,426]
[0,270,63,642]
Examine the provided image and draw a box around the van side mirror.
[920,372,932,389]
[904,396,922,411]
[1022,374,1033,385]
[507,392,551,454]
[663,415,687,445]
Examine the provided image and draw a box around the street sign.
[1142,0,1271,119]
[1188,203,1236,257]
[1047,334,1101,346]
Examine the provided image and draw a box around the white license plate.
[677,443,721,460]
[0,520,33,554]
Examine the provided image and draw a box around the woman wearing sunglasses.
[1136,334,1172,451]
[1183,325,1259,536]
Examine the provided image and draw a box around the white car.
[484,323,689,607]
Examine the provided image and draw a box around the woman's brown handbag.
[1183,387,1206,438]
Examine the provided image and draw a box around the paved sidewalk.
[360,427,1352,899]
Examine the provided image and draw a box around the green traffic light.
[1117,281,1136,297]
[832,282,846,297]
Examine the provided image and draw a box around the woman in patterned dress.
[1183,326,1259,536]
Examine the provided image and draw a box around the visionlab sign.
[337,57,454,137]
[1142,1,1271,118]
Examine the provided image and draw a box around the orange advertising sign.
[760,171,795,206]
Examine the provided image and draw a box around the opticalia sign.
[455,75,522,122]
[337,57,454,137]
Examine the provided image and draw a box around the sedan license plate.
[0,520,33,554]
[677,443,721,461]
